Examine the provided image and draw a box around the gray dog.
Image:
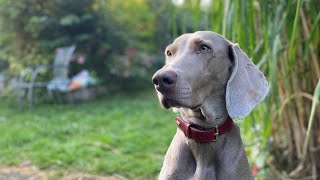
[152,31,268,180]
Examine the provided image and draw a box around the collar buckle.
[212,125,219,142]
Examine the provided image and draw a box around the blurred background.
[0,0,319,179]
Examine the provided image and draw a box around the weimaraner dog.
[152,31,268,180]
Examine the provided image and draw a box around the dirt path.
[0,166,127,180]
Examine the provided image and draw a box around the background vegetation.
[0,0,319,179]
[0,92,176,179]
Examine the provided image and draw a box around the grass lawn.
[0,90,176,179]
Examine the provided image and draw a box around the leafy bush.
[0,0,126,81]
[0,0,168,91]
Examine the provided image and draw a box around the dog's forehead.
[192,31,231,45]
[169,31,230,49]
[169,33,191,47]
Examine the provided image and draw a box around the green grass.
[0,89,267,179]
[0,91,176,179]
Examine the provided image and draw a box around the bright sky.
[172,0,184,6]
[172,0,212,8]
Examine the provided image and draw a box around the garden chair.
[16,45,76,109]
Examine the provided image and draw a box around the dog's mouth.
[161,98,176,109]
[161,97,201,111]
[190,104,202,111]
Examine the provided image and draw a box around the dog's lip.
[162,98,181,109]
[162,98,171,109]
[191,104,202,111]
[161,97,201,110]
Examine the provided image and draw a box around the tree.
[0,0,126,81]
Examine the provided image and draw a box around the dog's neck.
[179,93,229,128]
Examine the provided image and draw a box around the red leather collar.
[176,116,233,143]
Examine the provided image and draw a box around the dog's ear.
[226,44,269,119]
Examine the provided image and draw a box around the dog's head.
[152,31,268,119]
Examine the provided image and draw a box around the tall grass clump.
[167,0,319,179]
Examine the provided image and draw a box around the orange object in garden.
[69,81,83,91]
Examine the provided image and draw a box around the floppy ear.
[226,44,269,119]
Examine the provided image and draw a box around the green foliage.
[108,0,155,51]
[100,0,161,87]
[0,0,126,80]
[0,0,164,88]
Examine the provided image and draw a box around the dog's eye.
[199,44,211,52]
[166,50,172,57]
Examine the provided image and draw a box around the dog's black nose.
[152,71,177,92]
